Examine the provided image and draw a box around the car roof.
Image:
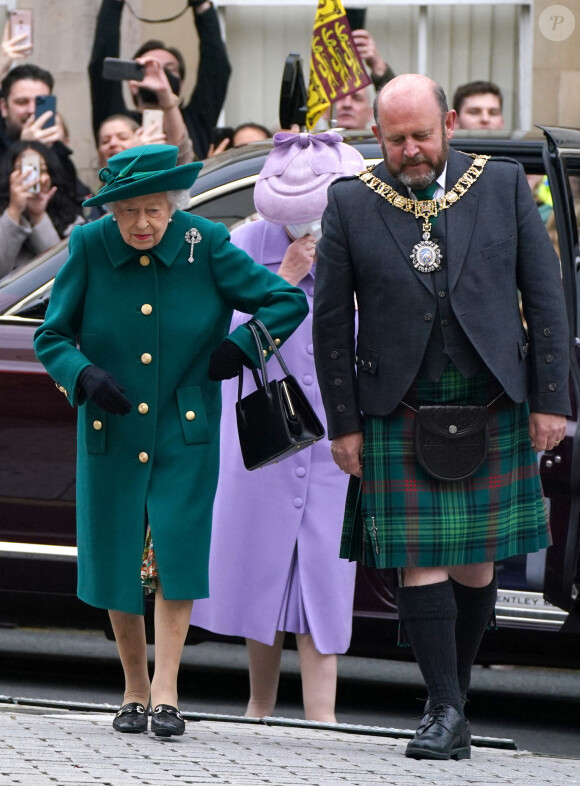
[190,129,559,199]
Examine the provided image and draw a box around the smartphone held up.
[142,109,164,134]
[21,151,41,194]
[102,57,145,82]
[35,95,57,129]
[9,9,33,50]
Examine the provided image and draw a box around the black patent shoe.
[151,704,185,737]
[112,702,148,733]
[405,704,471,760]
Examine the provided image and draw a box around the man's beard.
[382,134,448,190]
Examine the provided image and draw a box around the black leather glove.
[78,366,132,415]
[208,339,250,381]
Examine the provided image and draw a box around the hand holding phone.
[9,9,33,50]
[21,151,41,194]
[345,8,367,31]
[142,109,164,134]
[35,95,56,129]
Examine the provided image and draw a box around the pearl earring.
[168,217,173,223]
[112,216,117,222]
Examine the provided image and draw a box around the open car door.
[539,126,580,624]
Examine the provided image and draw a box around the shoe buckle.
[154,705,183,720]
[116,704,145,717]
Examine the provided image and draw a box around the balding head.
[371,74,455,190]
[373,74,449,132]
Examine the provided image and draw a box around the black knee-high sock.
[451,571,498,702]
[397,580,462,714]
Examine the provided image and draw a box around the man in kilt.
[313,74,570,760]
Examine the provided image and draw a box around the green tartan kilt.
[341,364,551,568]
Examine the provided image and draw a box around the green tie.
[412,182,439,201]
[413,181,439,227]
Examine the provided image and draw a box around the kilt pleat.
[341,365,550,568]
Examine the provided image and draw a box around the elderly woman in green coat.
[34,145,308,737]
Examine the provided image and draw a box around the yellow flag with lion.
[306,0,371,130]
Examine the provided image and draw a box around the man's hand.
[529,412,567,452]
[20,113,63,147]
[351,29,388,80]
[132,57,176,108]
[331,431,363,477]
[277,235,316,286]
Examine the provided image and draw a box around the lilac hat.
[254,131,365,224]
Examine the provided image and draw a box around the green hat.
[83,144,203,207]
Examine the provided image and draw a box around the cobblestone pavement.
[1,705,578,786]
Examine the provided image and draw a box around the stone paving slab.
[0,707,578,786]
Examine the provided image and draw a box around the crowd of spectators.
[0,1,510,281]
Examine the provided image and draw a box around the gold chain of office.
[356,153,490,224]
[356,153,490,273]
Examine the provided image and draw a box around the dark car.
[1,127,580,666]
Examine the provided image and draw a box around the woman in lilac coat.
[191,132,364,721]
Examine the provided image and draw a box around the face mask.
[285,219,322,243]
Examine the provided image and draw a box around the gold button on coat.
[139,452,149,463]
[93,420,102,430]
[141,353,152,365]
[141,304,153,315]
[185,410,196,421]
[139,255,150,267]
[138,403,149,414]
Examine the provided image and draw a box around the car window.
[189,184,256,229]
[0,241,67,315]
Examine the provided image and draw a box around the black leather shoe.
[151,704,185,737]
[112,702,148,733]
[405,704,471,760]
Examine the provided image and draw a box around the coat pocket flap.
[84,402,107,454]
[481,235,515,261]
[176,386,210,445]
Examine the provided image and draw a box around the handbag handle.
[250,319,292,377]
[237,319,291,412]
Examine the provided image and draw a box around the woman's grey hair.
[106,188,191,216]
[167,189,191,213]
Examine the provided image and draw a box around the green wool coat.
[34,211,308,615]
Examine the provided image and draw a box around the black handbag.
[414,405,490,482]
[235,319,325,471]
